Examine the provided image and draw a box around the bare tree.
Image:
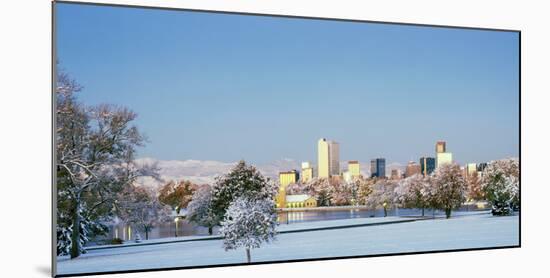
[56,70,157,258]
[117,186,171,240]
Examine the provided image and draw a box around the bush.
[110,238,124,245]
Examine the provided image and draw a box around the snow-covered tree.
[356,178,375,205]
[285,183,305,195]
[481,158,519,215]
[56,69,158,258]
[431,164,467,218]
[330,180,354,206]
[187,185,217,235]
[210,161,277,226]
[395,174,432,216]
[301,178,336,206]
[116,185,171,240]
[158,180,197,214]
[365,179,398,217]
[219,196,277,263]
[466,171,484,201]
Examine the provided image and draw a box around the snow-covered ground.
[57,213,519,276]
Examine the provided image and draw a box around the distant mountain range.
[135,158,404,188]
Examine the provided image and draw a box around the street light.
[174,217,179,237]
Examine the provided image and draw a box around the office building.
[436,152,453,168]
[317,138,340,178]
[390,169,401,180]
[436,141,446,153]
[419,157,436,176]
[348,160,360,177]
[370,158,386,178]
[405,161,422,177]
[466,163,477,176]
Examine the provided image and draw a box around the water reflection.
[92,206,483,245]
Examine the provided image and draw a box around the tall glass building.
[370,158,386,178]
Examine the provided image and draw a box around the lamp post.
[174,217,179,237]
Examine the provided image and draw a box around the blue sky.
[55,3,519,165]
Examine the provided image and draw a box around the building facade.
[279,170,299,187]
[285,194,317,208]
[436,141,446,153]
[405,161,422,177]
[390,169,401,180]
[419,157,436,176]
[436,152,453,168]
[317,138,340,178]
[301,163,313,183]
[370,158,386,178]
[348,160,360,177]
[466,163,477,176]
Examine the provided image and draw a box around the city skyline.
[56,3,519,165]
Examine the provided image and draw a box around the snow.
[57,213,518,275]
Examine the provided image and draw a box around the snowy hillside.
[135,158,300,188]
[135,158,402,187]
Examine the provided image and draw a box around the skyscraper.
[317,139,330,178]
[370,158,386,178]
[329,141,340,176]
[405,161,422,177]
[435,141,453,168]
[419,157,436,176]
[317,138,340,178]
[436,141,446,153]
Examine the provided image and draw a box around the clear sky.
[55,3,519,165]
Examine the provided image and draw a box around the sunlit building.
[301,162,313,183]
[465,163,477,176]
[436,141,446,153]
[405,161,422,177]
[317,138,340,178]
[285,194,317,208]
[348,161,360,177]
[436,152,453,168]
[276,170,299,208]
[279,170,299,187]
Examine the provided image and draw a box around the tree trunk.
[421,207,425,217]
[246,248,251,263]
[145,230,149,240]
[70,201,81,259]
[383,207,387,217]
[208,226,213,235]
[445,208,452,219]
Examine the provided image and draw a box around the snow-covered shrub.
[220,196,277,263]
[481,158,519,215]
